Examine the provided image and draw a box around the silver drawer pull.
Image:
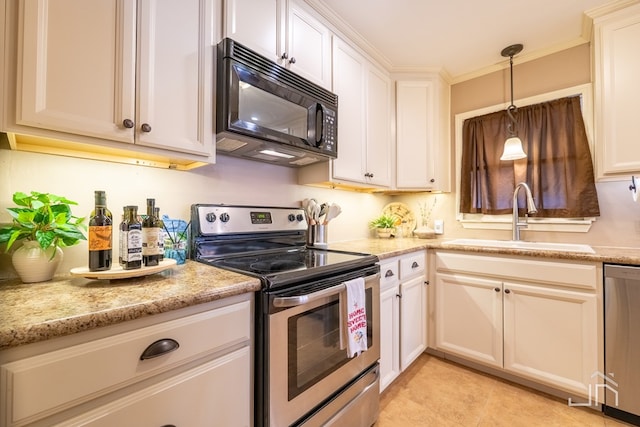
[411,261,420,269]
[385,270,395,278]
[140,338,180,360]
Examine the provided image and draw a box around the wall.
[4,44,640,280]
[397,43,640,248]
[0,149,391,279]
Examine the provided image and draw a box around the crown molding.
[303,0,640,85]
[585,0,640,20]
[302,0,393,70]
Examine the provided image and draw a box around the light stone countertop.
[2,238,640,351]
[329,237,640,265]
[0,261,261,350]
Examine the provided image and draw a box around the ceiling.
[311,0,624,82]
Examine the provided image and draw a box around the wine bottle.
[142,198,161,266]
[120,206,142,270]
[154,207,165,261]
[88,191,112,271]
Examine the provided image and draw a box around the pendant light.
[500,43,527,161]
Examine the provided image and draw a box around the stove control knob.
[205,213,216,223]
[288,214,296,222]
[219,212,230,223]
[296,214,304,222]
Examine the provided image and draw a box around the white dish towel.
[345,277,368,358]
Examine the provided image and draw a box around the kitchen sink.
[442,239,595,254]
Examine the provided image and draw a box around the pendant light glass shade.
[500,136,527,160]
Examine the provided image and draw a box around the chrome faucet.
[511,182,537,241]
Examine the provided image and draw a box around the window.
[455,84,600,232]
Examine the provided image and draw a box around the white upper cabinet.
[299,36,391,189]
[395,78,451,191]
[136,0,214,156]
[8,0,214,164]
[365,65,393,187]
[17,1,134,142]
[593,3,640,181]
[223,0,280,60]
[283,0,332,89]
[223,0,331,89]
[331,38,367,184]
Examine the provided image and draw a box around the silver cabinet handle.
[411,261,419,269]
[122,119,134,129]
[140,338,179,360]
[141,123,152,133]
[385,270,395,278]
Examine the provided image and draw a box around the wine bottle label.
[89,225,112,251]
[122,229,143,261]
[142,227,161,255]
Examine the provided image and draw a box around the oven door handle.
[273,284,345,308]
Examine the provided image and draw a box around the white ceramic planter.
[12,241,63,283]
[376,228,394,238]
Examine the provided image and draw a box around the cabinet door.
[17,0,135,143]
[331,38,366,183]
[136,0,213,156]
[379,284,400,392]
[59,347,251,427]
[502,281,598,398]
[364,65,392,187]
[400,275,427,370]
[396,80,437,189]
[594,7,640,180]
[435,273,503,368]
[223,0,279,61]
[285,0,331,89]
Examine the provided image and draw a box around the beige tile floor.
[377,354,631,427]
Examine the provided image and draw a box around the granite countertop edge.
[0,261,261,351]
[2,239,639,351]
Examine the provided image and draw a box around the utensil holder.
[307,224,328,248]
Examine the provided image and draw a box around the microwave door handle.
[273,283,344,308]
[315,103,324,146]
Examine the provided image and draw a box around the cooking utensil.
[324,203,342,224]
[313,203,321,224]
[303,198,317,224]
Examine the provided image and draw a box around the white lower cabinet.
[435,272,503,368]
[0,294,252,427]
[434,251,601,399]
[379,251,427,392]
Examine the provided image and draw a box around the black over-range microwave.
[216,38,338,167]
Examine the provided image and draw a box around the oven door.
[267,271,380,427]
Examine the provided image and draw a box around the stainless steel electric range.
[191,204,381,427]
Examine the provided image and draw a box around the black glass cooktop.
[200,247,378,289]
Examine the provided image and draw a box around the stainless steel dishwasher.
[604,264,640,426]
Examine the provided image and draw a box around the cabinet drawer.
[379,260,399,290]
[1,300,251,426]
[57,347,251,427]
[399,251,426,281]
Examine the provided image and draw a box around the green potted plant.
[369,214,399,238]
[0,191,86,283]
